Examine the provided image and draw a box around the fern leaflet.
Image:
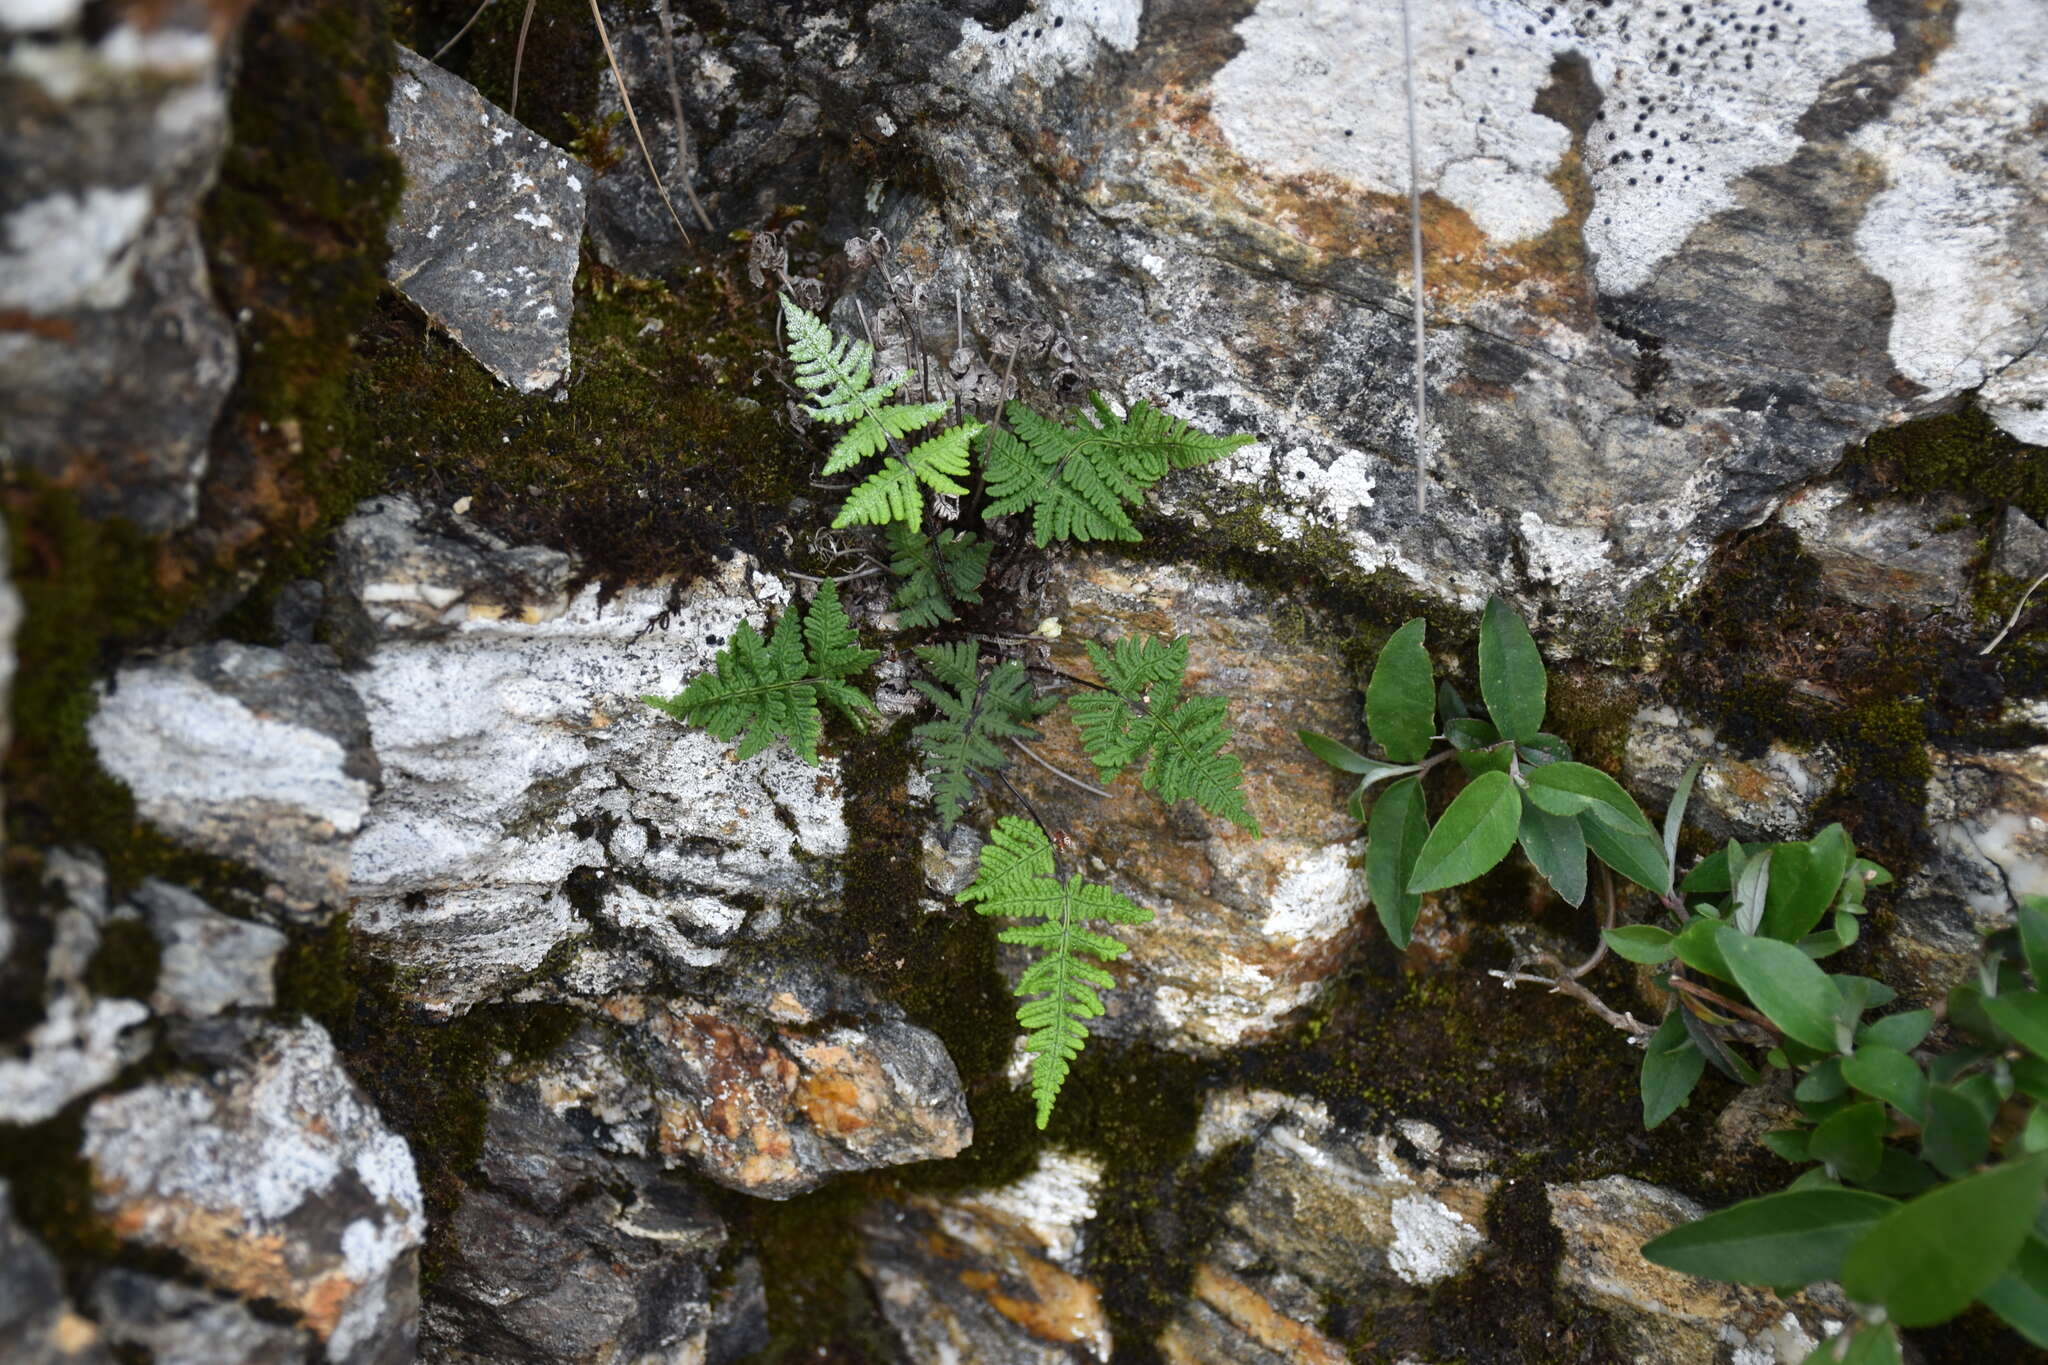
[642,579,879,765]
[1068,635,1261,834]
[981,394,1254,546]
[781,293,981,532]
[958,817,1152,1128]
[911,643,1050,829]
[887,524,993,628]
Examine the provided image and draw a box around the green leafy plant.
[1071,635,1260,835]
[982,395,1253,546]
[958,816,1153,1128]
[910,642,1051,830]
[642,579,877,764]
[781,294,981,532]
[1307,594,2048,1360]
[886,523,992,628]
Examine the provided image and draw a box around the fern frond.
[887,524,992,629]
[911,642,1049,829]
[781,293,981,531]
[1068,635,1261,834]
[642,580,878,766]
[957,817,1152,1128]
[981,394,1255,547]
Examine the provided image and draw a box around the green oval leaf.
[1526,763,1657,835]
[1603,924,1678,965]
[1297,729,1382,775]
[1366,776,1430,949]
[1981,1235,2048,1349]
[1584,815,1674,897]
[1840,1150,2048,1327]
[1642,1010,1705,1128]
[1642,1188,1896,1287]
[1518,799,1588,907]
[1761,824,1853,942]
[1478,597,1545,742]
[1841,1044,1927,1121]
[1673,917,1735,982]
[1366,619,1435,764]
[1922,1083,1992,1179]
[1716,926,1845,1052]
[1810,1100,1887,1183]
[1985,991,2048,1060]
[2022,897,2048,987]
[1407,771,1522,894]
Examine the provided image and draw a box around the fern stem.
[1011,740,1112,799]
[787,567,887,584]
[992,770,1063,878]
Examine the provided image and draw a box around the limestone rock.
[1992,507,2048,583]
[334,496,848,1013]
[1624,705,1840,842]
[0,0,238,530]
[133,880,286,1018]
[88,643,378,915]
[424,1069,757,1365]
[1158,1090,1496,1361]
[89,1270,311,1365]
[0,1180,112,1364]
[1779,484,1981,615]
[860,1151,1111,1364]
[1004,555,1367,1053]
[385,46,588,392]
[1547,1177,1851,1363]
[82,1020,424,1364]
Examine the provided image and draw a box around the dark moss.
[399,0,601,153]
[0,1108,126,1268]
[1841,401,2048,525]
[83,918,162,1003]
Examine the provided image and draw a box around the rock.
[87,643,378,915]
[1892,743,2048,1000]
[1992,507,2048,583]
[133,880,285,1018]
[423,1068,755,1365]
[1158,1089,1496,1361]
[0,0,238,530]
[89,1269,311,1365]
[593,970,972,1198]
[385,46,588,393]
[1003,554,1367,1053]
[0,519,16,923]
[0,1180,113,1364]
[1624,705,1841,842]
[859,1151,1112,1364]
[0,993,150,1125]
[1779,484,1981,615]
[82,1020,424,1364]
[1547,1177,1851,1363]
[334,496,846,1014]
[1984,352,2048,448]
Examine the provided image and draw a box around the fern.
[981,394,1254,546]
[958,817,1152,1128]
[1068,635,1261,834]
[781,294,982,532]
[910,642,1050,829]
[642,579,879,765]
[887,523,993,629]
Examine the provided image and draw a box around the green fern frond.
[957,817,1152,1128]
[981,394,1255,546]
[642,579,879,765]
[910,642,1049,829]
[887,524,992,629]
[780,293,981,531]
[1068,635,1261,834]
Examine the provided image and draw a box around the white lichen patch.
[958,1150,1104,1266]
[0,994,150,1125]
[954,0,1141,89]
[1260,838,1368,940]
[0,186,152,313]
[1387,1193,1485,1285]
[1850,0,2048,432]
[1209,0,1891,289]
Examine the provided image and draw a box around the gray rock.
[332,496,845,1014]
[0,519,16,925]
[0,0,238,531]
[423,1070,753,1365]
[133,880,286,1018]
[385,46,588,393]
[0,1180,113,1364]
[87,643,378,915]
[1779,484,1982,615]
[1992,507,2048,583]
[82,1020,424,1364]
[1548,1177,1850,1363]
[1624,705,1841,843]
[860,1153,1112,1364]
[89,1269,310,1365]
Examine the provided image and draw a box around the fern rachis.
[958,817,1152,1128]
[910,642,1049,829]
[886,523,992,629]
[1068,635,1261,834]
[781,294,981,531]
[642,579,879,765]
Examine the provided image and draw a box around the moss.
[83,919,161,1003]
[1842,402,2048,525]
[398,0,601,153]
[0,1109,126,1268]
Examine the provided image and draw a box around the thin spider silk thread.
[1400,0,1429,515]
